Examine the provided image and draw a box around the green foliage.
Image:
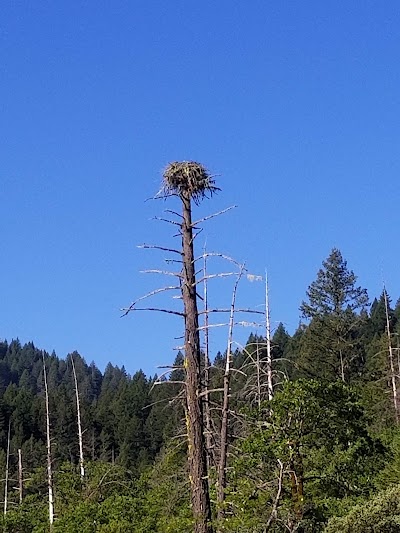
[2,247,400,531]
[300,248,369,319]
[324,484,400,533]
[226,380,385,532]
[298,249,369,382]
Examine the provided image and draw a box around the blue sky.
[1,1,399,375]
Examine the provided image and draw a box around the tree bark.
[203,250,214,472]
[265,271,273,401]
[71,354,85,479]
[3,419,11,517]
[384,289,399,422]
[18,448,23,504]
[43,355,55,528]
[181,192,213,533]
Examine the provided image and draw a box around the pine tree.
[299,249,369,382]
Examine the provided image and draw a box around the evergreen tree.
[300,248,368,319]
[271,322,291,383]
[298,249,369,382]
[368,290,397,340]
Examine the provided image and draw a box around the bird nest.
[160,161,219,204]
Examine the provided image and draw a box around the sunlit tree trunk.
[203,250,213,472]
[3,419,11,517]
[43,354,55,528]
[18,448,23,504]
[384,289,399,422]
[265,271,274,401]
[217,269,242,523]
[181,191,213,533]
[71,354,85,479]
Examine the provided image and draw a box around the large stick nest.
[161,161,220,205]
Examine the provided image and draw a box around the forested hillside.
[2,247,400,532]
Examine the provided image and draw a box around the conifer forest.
[3,163,400,533]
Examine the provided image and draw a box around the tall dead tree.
[161,162,216,533]
[18,449,23,505]
[3,419,11,518]
[202,249,214,472]
[70,354,85,479]
[265,271,274,402]
[122,162,259,531]
[217,266,244,522]
[42,354,54,528]
[384,287,399,423]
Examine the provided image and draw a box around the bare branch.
[265,460,285,531]
[150,380,185,392]
[165,208,184,219]
[153,216,182,227]
[138,244,182,255]
[198,320,262,331]
[140,269,183,278]
[192,205,236,226]
[195,273,237,285]
[192,227,204,240]
[198,308,264,316]
[157,365,185,370]
[230,367,247,377]
[165,258,183,264]
[151,369,182,382]
[121,307,184,317]
[194,252,243,267]
[122,286,180,316]
[198,388,224,398]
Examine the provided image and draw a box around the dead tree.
[70,354,85,479]
[384,287,399,423]
[217,266,244,521]
[202,249,214,472]
[163,162,216,533]
[123,162,262,531]
[265,271,273,402]
[236,273,276,407]
[18,449,23,505]
[42,354,54,528]
[199,250,247,472]
[124,162,217,533]
[3,419,11,518]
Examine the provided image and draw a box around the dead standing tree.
[42,353,54,529]
[124,162,218,533]
[70,354,85,479]
[169,163,216,533]
[383,286,399,423]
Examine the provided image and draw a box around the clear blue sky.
[1,1,399,375]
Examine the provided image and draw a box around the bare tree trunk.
[217,269,243,523]
[203,249,213,472]
[384,289,399,422]
[263,461,284,531]
[289,443,304,521]
[181,192,213,533]
[43,355,54,528]
[18,448,23,505]
[3,420,11,518]
[265,271,273,401]
[397,336,400,390]
[339,347,345,383]
[256,339,261,409]
[71,354,85,479]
